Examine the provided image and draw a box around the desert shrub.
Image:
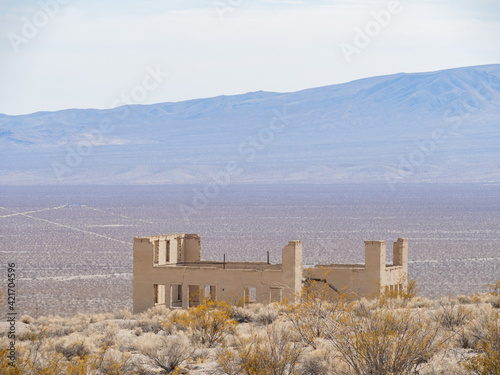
[101,322,120,346]
[114,309,133,320]
[89,313,114,323]
[470,294,484,304]
[407,296,433,309]
[457,295,472,305]
[62,342,132,375]
[90,345,133,375]
[326,305,443,375]
[300,356,329,375]
[172,299,237,347]
[486,281,500,309]
[0,348,23,375]
[217,346,242,375]
[166,309,189,330]
[34,314,92,338]
[487,281,500,295]
[133,306,172,333]
[299,344,336,375]
[142,304,171,318]
[0,340,67,375]
[35,316,75,338]
[491,299,500,309]
[191,347,211,363]
[433,302,472,331]
[133,327,143,336]
[116,319,139,331]
[85,320,120,342]
[456,326,481,349]
[231,306,256,323]
[351,299,373,318]
[419,356,471,375]
[55,333,92,360]
[254,304,279,325]
[464,311,500,374]
[20,315,35,325]
[57,340,90,361]
[217,322,303,375]
[136,315,165,334]
[455,309,490,349]
[1,329,130,375]
[135,331,191,373]
[284,283,349,349]
[69,314,91,328]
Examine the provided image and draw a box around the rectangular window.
[188,285,200,307]
[204,285,216,301]
[154,239,174,265]
[270,288,283,303]
[154,284,165,305]
[154,240,160,265]
[171,284,182,308]
[244,287,257,304]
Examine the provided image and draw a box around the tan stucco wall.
[133,234,408,314]
[307,238,408,297]
[133,235,303,314]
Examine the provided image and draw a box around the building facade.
[133,233,408,314]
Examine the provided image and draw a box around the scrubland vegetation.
[1,281,499,375]
[3,185,500,321]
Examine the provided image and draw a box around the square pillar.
[393,238,408,274]
[282,240,303,302]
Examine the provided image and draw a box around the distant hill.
[1,64,499,185]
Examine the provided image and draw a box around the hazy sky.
[1,0,499,115]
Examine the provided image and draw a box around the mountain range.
[1,64,500,185]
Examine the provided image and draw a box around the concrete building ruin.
[133,233,408,314]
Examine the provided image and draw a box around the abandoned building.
[133,233,408,313]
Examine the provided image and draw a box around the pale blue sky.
[1,0,499,115]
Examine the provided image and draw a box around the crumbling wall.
[133,234,408,313]
[133,235,303,314]
[306,239,408,298]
